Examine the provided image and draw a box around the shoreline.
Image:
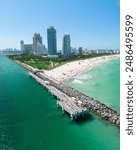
[14,60,39,73]
[9,55,120,127]
[43,54,120,82]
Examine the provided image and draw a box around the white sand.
[43,54,120,82]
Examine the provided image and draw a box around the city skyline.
[0,0,120,50]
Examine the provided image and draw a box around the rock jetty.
[36,72,120,127]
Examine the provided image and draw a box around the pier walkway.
[29,71,120,127]
[29,72,87,120]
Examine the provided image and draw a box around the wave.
[74,74,92,80]
[72,79,83,84]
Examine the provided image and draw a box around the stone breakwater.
[36,72,120,127]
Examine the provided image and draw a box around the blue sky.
[0,0,120,50]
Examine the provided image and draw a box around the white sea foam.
[75,74,92,80]
[72,79,83,84]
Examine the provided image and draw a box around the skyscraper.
[32,33,45,56]
[62,33,71,56]
[47,26,57,56]
[33,33,42,45]
[20,40,24,52]
[78,47,83,54]
[20,33,45,56]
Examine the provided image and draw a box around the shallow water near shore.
[67,59,120,112]
[0,55,120,150]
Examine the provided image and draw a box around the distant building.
[47,26,57,57]
[20,40,33,54]
[20,40,24,52]
[62,34,71,56]
[78,47,83,54]
[20,33,46,56]
[71,47,78,55]
[35,42,46,56]
[33,33,42,45]
[23,44,33,54]
[32,33,46,56]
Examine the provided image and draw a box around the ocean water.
[67,59,120,112]
[0,54,120,150]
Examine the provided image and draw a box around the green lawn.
[9,53,113,70]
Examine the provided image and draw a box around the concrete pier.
[29,71,120,127]
[29,72,87,120]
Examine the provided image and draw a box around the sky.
[0,0,120,50]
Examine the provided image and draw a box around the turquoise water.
[0,54,120,150]
[67,59,120,112]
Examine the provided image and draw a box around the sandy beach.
[43,54,120,82]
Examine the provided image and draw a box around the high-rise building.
[32,33,45,56]
[20,40,24,45]
[47,26,57,56]
[20,40,24,52]
[78,47,83,54]
[20,33,46,56]
[33,33,42,45]
[35,42,46,56]
[62,34,71,56]
[20,40,33,54]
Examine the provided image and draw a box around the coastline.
[10,55,120,127]
[14,60,39,73]
[43,54,120,82]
